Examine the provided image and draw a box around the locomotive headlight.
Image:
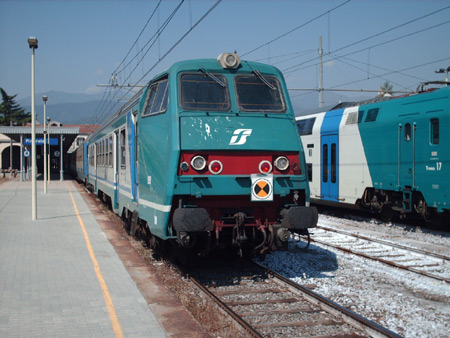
[259,160,272,174]
[191,155,206,171]
[274,156,289,171]
[180,161,189,172]
[209,160,223,174]
[217,52,241,69]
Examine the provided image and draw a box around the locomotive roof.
[152,58,284,80]
[86,57,288,144]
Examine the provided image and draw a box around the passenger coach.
[77,53,317,256]
[296,82,449,227]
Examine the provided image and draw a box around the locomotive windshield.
[180,73,230,111]
[235,73,285,112]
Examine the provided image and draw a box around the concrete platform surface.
[0,179,208,338]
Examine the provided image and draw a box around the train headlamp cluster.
[217,52,241,69]
[181,154,292,175]
[259,160,272,174]
[274,156,289,171]
[191,155,207,171]
[208,160,223,174]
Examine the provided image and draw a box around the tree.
[0,88,31,126]
[378,81,393,97]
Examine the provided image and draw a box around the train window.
[322,144,328,183]
[297,118,316,135]
[358,110,364,124]
[120,129,126,169]
[404,123,411,142]
[365,108,379,122]
[96,143,99,165]
[235,74,285,112]
[307,163,312,182]
[102,140,105,166]
[430,119,439,145]
[109,136,113,166]
[345,112,357,125]
[142,78,169,117]
[180,73,230,111]
[331,143,336,183]
[105,138,109,167]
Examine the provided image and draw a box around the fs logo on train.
[251,174,273,201]
[229,129,252,145]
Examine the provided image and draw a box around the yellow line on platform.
[69,187,124,338]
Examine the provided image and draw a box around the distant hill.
[16,90,374,124]
[18,91,114,125]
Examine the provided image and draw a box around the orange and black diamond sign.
[251,174,273,201]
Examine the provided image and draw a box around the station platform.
[0,178,209,337]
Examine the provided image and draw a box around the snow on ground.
[259,215,450,338]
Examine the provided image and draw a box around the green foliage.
[379,81,393,97]
[0,87,31,126]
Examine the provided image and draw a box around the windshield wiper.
[253,70,276,90]
[200,68,226,87]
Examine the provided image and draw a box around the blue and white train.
[296,82,449,227]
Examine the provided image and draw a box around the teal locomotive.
[73,53,317,256]
[297,82,449,228]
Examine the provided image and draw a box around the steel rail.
[186,260,402,338]
[310,237,449,283]
[252,261,403,338]
[184,272,264,338]
[316,225,450,261]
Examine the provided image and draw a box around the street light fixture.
[42,95,48,194]
[47,117,51,184]
[435,66,450,82]
[28,36,38,220]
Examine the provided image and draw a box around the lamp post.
[28,36,38,220]
[43,95,48,194]
[435,66,450,82]
[47,117,51,184]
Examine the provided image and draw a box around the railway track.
[308,225,450,283]
[186,260,401,338]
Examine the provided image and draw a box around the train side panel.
[339,106,373,205]
[359,87,450,214]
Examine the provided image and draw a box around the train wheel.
[380,204,397,223]
[427,213,446,230]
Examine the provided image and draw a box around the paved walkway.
[0,178,167,337]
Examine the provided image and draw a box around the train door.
[126,111,138,201]
[134,120,139,201]
[399,120,417,188]
[83,143,89,178]
[94,143,98,192]
[321,134,339,201]
[114,130,119,210]
[398,120,417,210]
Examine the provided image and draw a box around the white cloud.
[85,85,103,94]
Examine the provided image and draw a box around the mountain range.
[17,90,372,125]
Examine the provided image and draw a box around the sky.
[1,0,450,111]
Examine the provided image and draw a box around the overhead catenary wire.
[91,0,223,125]
[283,6,450,74]
[90,1,163,124]
[289,56,450,100]
[90,1,186,124]
[113,0,162,76]
[241,0,351,58]
[283,18,450,76]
